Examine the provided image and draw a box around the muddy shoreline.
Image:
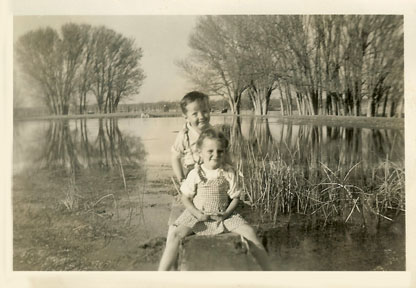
[13,163,175,270]
[13,162,405,271]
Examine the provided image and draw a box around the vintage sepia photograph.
[3,0,415,287]
[12,14,405,271]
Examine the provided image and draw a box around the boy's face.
[184,100,210,132]
[199,138,225,170]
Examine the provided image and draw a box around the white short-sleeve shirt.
[171,123,202,167]
[180,164,241,199]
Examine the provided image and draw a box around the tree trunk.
[295,92,303,116]
[79,94,83,114]
[63,104,69,115]
[354,99,361,116]
[279,94,285,116]
[395,96,404,118]
[366,98,375,117]
[276,81,285,116]
[309,91,319,115]
[381,92,389,117]
[285,84,292,115]
[324,91,330,115]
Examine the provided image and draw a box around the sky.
[13,15,198,104]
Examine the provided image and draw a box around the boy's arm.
[171,153,185,182]
[210,198,239,221]
[181,194,209,221]
[223,198,240,219]
[211,169,241,221]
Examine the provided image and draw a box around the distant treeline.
[14,97,382,119]
[179,15,404,117]
[13,98,260,118]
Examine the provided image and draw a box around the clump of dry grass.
[234,139,405,227]
[368,160,405,218]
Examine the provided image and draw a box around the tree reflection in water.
[38,119,147,172]
[13,119,153,270]
[223,117,404,227]
[33,118,147,224]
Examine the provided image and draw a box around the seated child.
[158,128,271,271]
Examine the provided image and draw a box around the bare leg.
[158,225,193,271]
[232,224,272,271]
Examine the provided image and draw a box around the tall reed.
[233,139,405,226]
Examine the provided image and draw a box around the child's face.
[199,138,225,170]
[184,100,210,132]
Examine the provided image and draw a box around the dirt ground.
[13,163,176,271]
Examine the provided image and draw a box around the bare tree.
[16,27,64,114]
[237,16,279,115]
[60,23,92,114]
[363,16,403,117]
[90,26,145,113]
[16,24,92,115]
[260,15,403,117]
[16,23,145,115]
[75,24,94,114]
[262,15,323,116]
[179,16,251,114]
[108,37,145,112]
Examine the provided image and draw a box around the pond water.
[13,116,404,173]
[13,116,405,271]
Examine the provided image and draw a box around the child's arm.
[180,169,209,221]
[181,194,210,221]
[223,197,239,218]
[211,197,239,221]
[171,153,185,182]
[211,168,241,222]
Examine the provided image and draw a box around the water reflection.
[228,117,403,172]
[39,120,81,174]
[223,117,404,228]
[25,118,147,174]
[14,118,148,226]
[13,117,403,176]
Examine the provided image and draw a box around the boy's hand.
[196,212,210,222]
[174,193,182,203]
[209,213,225,222]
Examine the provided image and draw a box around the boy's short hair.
[180,91,210,114]
[196,128,229,150]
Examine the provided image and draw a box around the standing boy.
[171,91,212,184]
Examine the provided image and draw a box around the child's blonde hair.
[196,128,229,151]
